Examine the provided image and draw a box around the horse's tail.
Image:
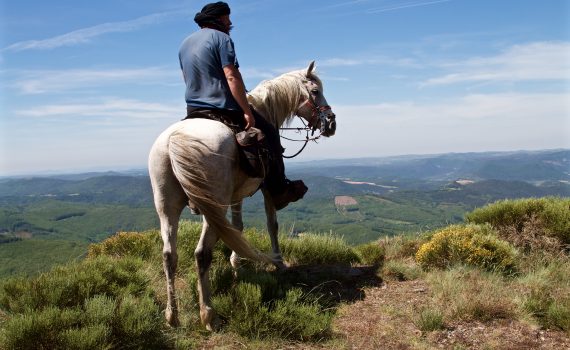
[167,130,273,265]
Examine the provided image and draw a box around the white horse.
[148,61,336,330]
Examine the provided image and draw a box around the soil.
[333,280,570,350]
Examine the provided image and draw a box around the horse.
[148,61,336,330]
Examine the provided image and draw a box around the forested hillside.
[0,149,568,276]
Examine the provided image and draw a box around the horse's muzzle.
[322,113,336,137]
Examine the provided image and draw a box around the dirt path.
[333,280,570,350]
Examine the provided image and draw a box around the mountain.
[289,149,570,182]
[0,149,568,276]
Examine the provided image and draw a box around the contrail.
[367,0,452,14]
[3,11,178,52]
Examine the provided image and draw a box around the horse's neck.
[248,73,305,128]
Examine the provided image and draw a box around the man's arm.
[223,64,255,129]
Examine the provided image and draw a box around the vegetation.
[0,150,569,347]
[0,256,166,349]
[1,151,568,277]
[0,196,569,348]
[466,196,570,250]
[0,223,382,349]
[415,224,518,274]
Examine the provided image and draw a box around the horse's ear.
[306,61,316,77]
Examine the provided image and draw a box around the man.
[178,1,307,210]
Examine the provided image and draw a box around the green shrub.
[0,256,170,349]
[279,234,359,266]
[0,256,149,313]
[354,242,385,266]
[87,231,159,260]
[415,224,517,274]
[382,260,422,281]
[0,307,83,350]
[212,282,332,341]
[87,221,205,271]
[113,295,166,349]
[466,197,570,249]
[379,233,429,264]
[59,324,111,350]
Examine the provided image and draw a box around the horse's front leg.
[262,188,287,270]
[195,218,220,331]
[229,201,244,270]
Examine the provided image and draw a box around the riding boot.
[251,109,308,209]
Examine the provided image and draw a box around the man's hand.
[244,113,255,129]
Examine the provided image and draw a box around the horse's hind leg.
[156,199,185,327]
[195,218,220,331]
[229,201,243,270]
[153,185,186,327]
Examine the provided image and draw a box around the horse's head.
[295,61,336,137]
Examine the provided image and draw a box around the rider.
[179,1,307,210]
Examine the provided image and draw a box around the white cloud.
[3,12,175,52]
[16,98,181,121]
[423,41,570,86]
[10,67,178,94]
[288,92,570,159]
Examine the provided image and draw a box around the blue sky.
[1,0,569,175]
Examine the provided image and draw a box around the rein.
[279,82,331,159]
[279,94,329,159]
[279,117,322,159]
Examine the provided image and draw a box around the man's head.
[194,2,232,34]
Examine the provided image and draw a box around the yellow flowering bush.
[415,224,517,274]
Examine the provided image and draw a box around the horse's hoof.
[165,308,180,327]
[205,316,222,332]
[201,306,221,332]
[274,260,289,271]
[230,252,241,270]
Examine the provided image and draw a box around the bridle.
[279,89,334,158]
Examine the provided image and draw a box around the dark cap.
[194,2,231,27]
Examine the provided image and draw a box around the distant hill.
[0,175,153,206]
[289,149,570,182]
[0,149,568,276]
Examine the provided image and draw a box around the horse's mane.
[247,69,322,128]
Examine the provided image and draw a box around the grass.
[382,259,422,281]
[0,221,375,349]
[1,197,569,348]
[414,307,445,332]
[425,266,518,322]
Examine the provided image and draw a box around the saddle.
[184,108,269,178]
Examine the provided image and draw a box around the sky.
[1,0,569,176]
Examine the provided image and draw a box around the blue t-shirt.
[178,28,241,111]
